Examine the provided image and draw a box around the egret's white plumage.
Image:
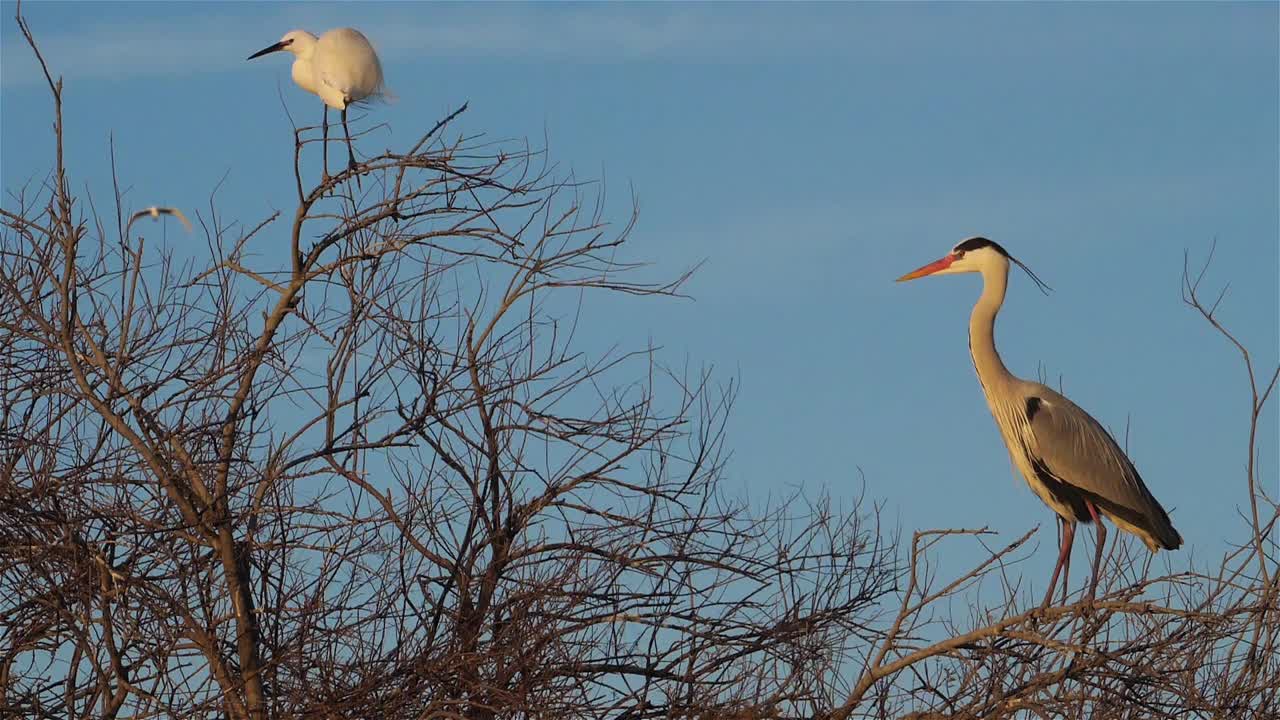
[248,28,388,179]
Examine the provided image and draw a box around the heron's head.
[896,237,1051,293]
[247,30,317,61]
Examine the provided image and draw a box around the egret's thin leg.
[1085,500,1106,601]
[321,105,330,180]
[1042,519,1075,608]
[342,108,361,189]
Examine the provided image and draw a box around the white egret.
[127,206,192,234]
[248,28,388,180]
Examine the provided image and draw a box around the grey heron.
[897,237,1182,607]
[248,28,388,181]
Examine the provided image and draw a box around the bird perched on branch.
[897,237,1182,607]
[248,28,389,181]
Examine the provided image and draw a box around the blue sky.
[3,2,1276,596]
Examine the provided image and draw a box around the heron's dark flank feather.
[1027,391,1183,551]
[1026,397,1043,422]
[1029,451,1178,549]
[1030,456,1090,521]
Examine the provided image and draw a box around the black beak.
[247,41,288,60]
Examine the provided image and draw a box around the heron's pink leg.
[1042,518,1075,608]
[1085,500,1106,601]
[1059,516,1072,604]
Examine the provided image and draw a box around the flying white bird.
[248,28,388,180]
[898,237,1182,607]
[127,206,192,234]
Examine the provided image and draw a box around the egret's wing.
[169,207,193,232]
[316,65,385,107]
[316,68,350,100]
[314,28,384,104]
[1025,388,1180,548]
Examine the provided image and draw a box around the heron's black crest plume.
[954,236,1007,255]
[954,237,1052,296]
[1011,255,1052,296]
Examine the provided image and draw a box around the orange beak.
[896,254,956,282]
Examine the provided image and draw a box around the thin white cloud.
[3,4,1271,89]
[2,14,260,87]
[0,5,848,89]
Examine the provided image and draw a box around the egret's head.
[897,237,1051,293]
[247,30,317,61]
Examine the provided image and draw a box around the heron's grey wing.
[1025,389,1180,549]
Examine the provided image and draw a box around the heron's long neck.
[969,266,1015,392]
